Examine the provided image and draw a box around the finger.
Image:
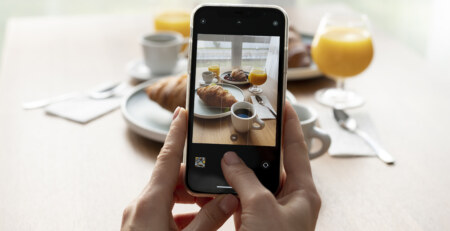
[173,165,213,206]
[221,151,271,203]
[282,102,314,188]
[147,107,187,203]
[184,194,238,231]
[233,203,242,230]
[174,212,197,230]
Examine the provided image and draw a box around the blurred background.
[0,0,449,70]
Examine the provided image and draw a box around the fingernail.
[223,152,240,165]
[172,107,181,120]
[219,194,237,214]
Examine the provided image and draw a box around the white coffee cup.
[231,102,265,133]
[141,32,187,75]
[292,103,331,159]
[202,71,214,84]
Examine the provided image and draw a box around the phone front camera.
[273,20,279,26]
[236,20,242,25]
[200,18,206,24]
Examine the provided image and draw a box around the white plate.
[122,81,298,142]
[126,58,188,81]
[194,84,245,119]
[287,63,322,81]
[220,71,250,85]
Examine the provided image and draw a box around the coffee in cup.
[231,102,265,133]
[202,71,215,84]
[141,32,187,75]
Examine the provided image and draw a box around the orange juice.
[154,11,190,37]
[208,65,220,77]
[248,69,267,85]
[311,27,373,78]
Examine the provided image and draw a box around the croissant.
[231,68,247,81]
[145,74,187,112]
[197,85,237,107]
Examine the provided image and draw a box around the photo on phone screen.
[192,34,280,146]
[186,5,287,195]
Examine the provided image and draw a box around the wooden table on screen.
[1,14,450,231]
[192,67,277,146]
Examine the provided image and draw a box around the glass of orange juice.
[248,67,267,94]
[311,13,373,109]
[208,64,220,78]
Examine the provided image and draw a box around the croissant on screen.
[145,74,187,112]
[196,84,237,107]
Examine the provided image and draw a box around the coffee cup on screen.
[202,71,215,84]
[292,103,331,159]
[231,102,265,133]
[141,32,187,75]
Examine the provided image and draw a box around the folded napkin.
[250,95,276,120]
[316,107,378,156]
[45,96,121,124]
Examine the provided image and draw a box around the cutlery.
[22,92,82,110]
[22,82,125,110]
[255,95,277,117]
[333,108,395,164]
[88,81,125,99]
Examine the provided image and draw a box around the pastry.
[197,84,237,107]
[288,26,311,68]
[145,74,187,112]
[230,68,247,81]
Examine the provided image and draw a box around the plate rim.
[121,79,169,142]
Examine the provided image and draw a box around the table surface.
[192,67,277,146]
[1,13,450,231]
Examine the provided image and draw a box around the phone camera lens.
[273,20,279,26]
[200,18,206,24]
[236,20,242,25]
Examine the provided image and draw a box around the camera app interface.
[192,34,280,147]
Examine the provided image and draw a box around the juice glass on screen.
[249,67,267,94]
[311,13,373,109]
[208,64,220,78]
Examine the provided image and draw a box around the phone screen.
[186,5,287,195]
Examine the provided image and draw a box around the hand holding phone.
[121,108,239,231]
[121,103,321,231]
[220,102,321,230]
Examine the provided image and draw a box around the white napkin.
[250,95,276,120]
[45,96,121,124]
[316,107,378,156]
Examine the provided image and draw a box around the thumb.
[183,194,238,231]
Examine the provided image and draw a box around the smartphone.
[184,4,288,196]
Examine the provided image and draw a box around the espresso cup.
[292,103,331,159]
[141,32,187,75]
[231,102,265,133]
[202,71,214,84]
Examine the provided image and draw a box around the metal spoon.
[254,95,277,117]
[22,82,124,110]
[333,108,395,164]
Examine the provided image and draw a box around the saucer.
[199,78,218,86]
[126,58,188,81]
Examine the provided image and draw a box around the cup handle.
[308,127,331,159]
[178,38,190,58]
[252,116,265,130]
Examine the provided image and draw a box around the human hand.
[221,102,321,231]
[122,107,239,231]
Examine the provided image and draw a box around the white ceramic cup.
[202,71,214,84]
[141,32,187,75]
[231,102,265,133]
[292,103,331,159]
